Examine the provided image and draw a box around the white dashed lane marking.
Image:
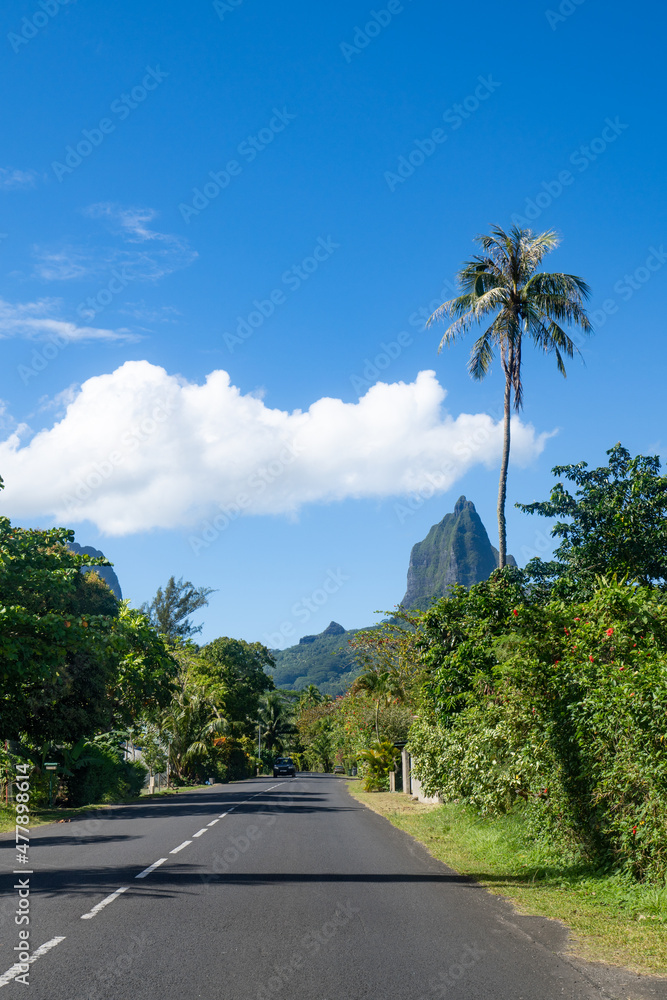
[192,828,208,838]
[81,887,128,920]
[135,857,167,878]
[170,840,192,854]
[0,936,66,988]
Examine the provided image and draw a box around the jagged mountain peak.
[400,498,515,610]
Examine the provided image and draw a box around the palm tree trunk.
[497,363,512,568]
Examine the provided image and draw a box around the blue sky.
[0,0,665,647]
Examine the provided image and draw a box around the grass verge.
[348,784,667,977]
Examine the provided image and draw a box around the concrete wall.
[401,749,443,804]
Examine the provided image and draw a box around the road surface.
[1,775,664,998]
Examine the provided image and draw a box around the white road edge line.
[81,886,128,920]
[0,936,66,988]
[192,828,208,838]
[135,858,167,878]
[207,819,219,826]
[170,840,192,854]
[218,811,228,818]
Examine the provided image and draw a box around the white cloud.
[0,167,39,190]
[0,297,138,343]
[83,203,170,243]
[118,301,180,323]
[0,363,553,536]
[32,203,197,282]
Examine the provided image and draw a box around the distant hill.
[401,496,516,611]
[269,621,369,696]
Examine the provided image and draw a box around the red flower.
[632,825,637,835]
[574,617,580,622]
[512,609,518,616]
[589,655,594,663]
[606,627,614,636]
[619,666,625,671]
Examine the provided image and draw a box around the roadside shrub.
[359,740,400,792]
[66,744,147,806]
[409,574,667,880]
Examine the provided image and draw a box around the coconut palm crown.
[427,225,592,567]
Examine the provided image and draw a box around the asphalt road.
[0,775,664,999]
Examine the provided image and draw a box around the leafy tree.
[427,225,592,566]
[196,637,275,729]
[159,678,226,783]
[258,691,296,754]
[518,444,667,595]
[137,723,168,783]
[142,576,215,641]
[295,699,337,772]
[417,566,529,723]
[0,510,176,743]
[1,518,120,741]
[297,685,324,710]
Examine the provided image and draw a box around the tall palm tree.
[427,225,592,566]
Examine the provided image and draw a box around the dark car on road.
[273,757,296,777]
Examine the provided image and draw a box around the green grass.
[348,784,667,977]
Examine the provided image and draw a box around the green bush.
[409,573,667,880]
[359,740,400,792]
[66,744,147,806]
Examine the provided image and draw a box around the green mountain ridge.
[269,622,367,696]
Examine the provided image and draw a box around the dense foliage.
[518,444,667,595]
[269,627,364,694]
[405,446,667,882]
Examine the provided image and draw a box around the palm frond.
[467,328,496,380]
